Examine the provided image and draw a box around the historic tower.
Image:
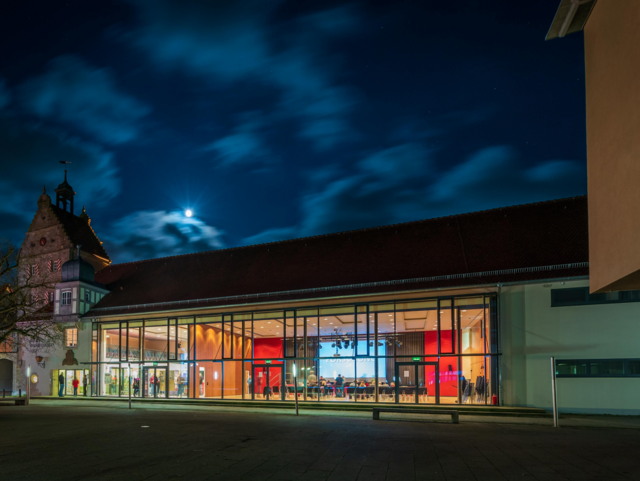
[19,171,111,297]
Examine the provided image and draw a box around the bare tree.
[0,239,64,355]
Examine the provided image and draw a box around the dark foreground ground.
[1,401,640,481]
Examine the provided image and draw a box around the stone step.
[32,396,549,416]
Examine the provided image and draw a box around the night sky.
[0,0,587,263]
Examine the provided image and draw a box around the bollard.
[19,389,22,397]
[2,389,5,398]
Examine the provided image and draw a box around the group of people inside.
[57,372,88,397]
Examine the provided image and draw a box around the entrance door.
[143,367,167,398]
[252,364,283,401]
[0,359,13,393]
[395,362,438,404]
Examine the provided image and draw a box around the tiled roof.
[51,206,110,261]
[90,196,589,316]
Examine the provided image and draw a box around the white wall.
[501,279,640,414]
[19,322,93,396]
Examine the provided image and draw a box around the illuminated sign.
[412,357,420,362]
[153,362,158,366]
[265,360,272,364]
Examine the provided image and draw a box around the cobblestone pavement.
[1,401,640,480]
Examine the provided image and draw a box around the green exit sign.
[412,357,420,362]
[265,360,271,364]
[153,362,158,366]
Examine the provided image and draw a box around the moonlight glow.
[185,209,193,218]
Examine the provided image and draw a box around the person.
[154,375,160,396]
[307,372,317,384]
[72,378,79,396]
[58,372,65,397]
[247,375,252,396]
[133,378,140,397]
[82,375,88,396]
[335,374,344,397]
[149,375,155,395]
[176,374,184,397]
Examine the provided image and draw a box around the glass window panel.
[119,324,127,361]
[196,315,222,324]
[297,308,318,317]
[233,313,251,321]
[627,360,640,375]
[223,320,232,359]
[177,325,189,360]
[356,312,369,356]
[178,317,194,325]
[556,361,588,376]
[232,322,244,360]
[285,315,296,358]
[253,311,284,320]
[102,326,120,361]
[376,312,395,356]
[306,317,319,358]
[244,361,253,399]
[396,300,437,311]
[223,361,243,399]
[590,360,624,376]
[320,306,355,316]
[144,323,168,361]
[369,303,394,312]
[439,300,455,354]
[460,307,484,354]
[196,362,222,398]
[244,322,253,359]
[454,297,484,306]
[253,318,284,360]
[128,326,141,361]
[395,310,431,356]
[169,320,177,360]
[195,323,223,360]
[460,356,486,404]
[296,316,305,358]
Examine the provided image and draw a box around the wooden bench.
[372,408,459,424]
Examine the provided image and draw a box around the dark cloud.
[0,117,120,233]
[0,78,10,110]
[103,210,224,263]
[126,0,358,152]
[243,144,586,245]
[204,112,275,167]
[19,55,150,144]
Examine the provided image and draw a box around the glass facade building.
[91,294,499,405]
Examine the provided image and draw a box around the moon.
[185,209,193,218]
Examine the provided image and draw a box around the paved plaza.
[1,400,640,480]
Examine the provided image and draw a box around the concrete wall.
[585,0,640,293]
[501,279,640,414]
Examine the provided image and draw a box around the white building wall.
[501,278,640,415]
[19,321,93,396]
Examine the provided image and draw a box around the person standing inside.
[335,374,344,398]
[82,375,88,396]
[72,378,79,396]
[58,372,65,397]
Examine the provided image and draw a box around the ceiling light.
[462,310,467,312]
[330,323,333,324]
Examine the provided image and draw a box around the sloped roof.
[51,205,110,261]
[90,196,589,316]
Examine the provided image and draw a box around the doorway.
[0,359,13,393]
[252,364,283,401]
[143,366,167,398]
[395,362,438,404]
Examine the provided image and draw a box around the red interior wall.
[253,338,283,391]
[424,331,458,397]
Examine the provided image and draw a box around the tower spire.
[55,161,75,214]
